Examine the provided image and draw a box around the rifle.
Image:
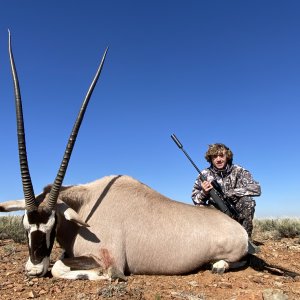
[171,133,258,254]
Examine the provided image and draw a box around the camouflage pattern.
[235,196,256,236]
[191,164,261,237]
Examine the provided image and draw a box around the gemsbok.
[0,32,249,280]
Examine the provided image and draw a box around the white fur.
[52,260,109,280]
[25,257,50,277]
[212,260,229,274]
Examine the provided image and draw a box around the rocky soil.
[0,237,299,300]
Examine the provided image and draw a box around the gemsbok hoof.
[211,260,229,274]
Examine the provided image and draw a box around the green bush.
[275,218,300,238]
[0,215,26,243]
[254,218,300,240]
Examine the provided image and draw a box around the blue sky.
[0,1,299,218]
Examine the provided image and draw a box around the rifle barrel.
[171,134,202,174]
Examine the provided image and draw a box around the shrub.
[275,218,300,238]
[253,218,300,240]
[0,215,26,243]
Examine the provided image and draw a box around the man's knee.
[235,197,255,237]
[239,197,255,216]
[242,218,254,237]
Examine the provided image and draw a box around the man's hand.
[201,181,213,194]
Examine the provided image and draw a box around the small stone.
[262,288,288,300]
[53,286,62,293]
[218,282,233,289]
[39,289,47,295]
[273,281,283,287]
[14,284,24,292]
[188,280,199,287]
[252,277,263,284]
[237,282,248,289]
[28,290,38,298]
[6,271,16,276]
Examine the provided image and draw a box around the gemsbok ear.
[0,199,25,212]
[56,201,89,227]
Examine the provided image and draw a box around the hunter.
[191,143,261,237]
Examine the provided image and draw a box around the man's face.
[211,150,228,170]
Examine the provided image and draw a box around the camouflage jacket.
[191,164,261,206]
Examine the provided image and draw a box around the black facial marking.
[29,230,49,264]
[26,208,57,264]
[27,208,52,225]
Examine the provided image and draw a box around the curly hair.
[205,143,233,164]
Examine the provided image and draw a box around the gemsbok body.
[0,33,249,280]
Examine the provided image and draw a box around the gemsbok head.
[7,31,108,277]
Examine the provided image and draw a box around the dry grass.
[253,218,300,242]
[0,215,26,243]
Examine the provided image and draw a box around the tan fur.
[0,174,248,276]
[52,175,248,275]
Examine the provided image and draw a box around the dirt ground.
[0,237,299,300]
